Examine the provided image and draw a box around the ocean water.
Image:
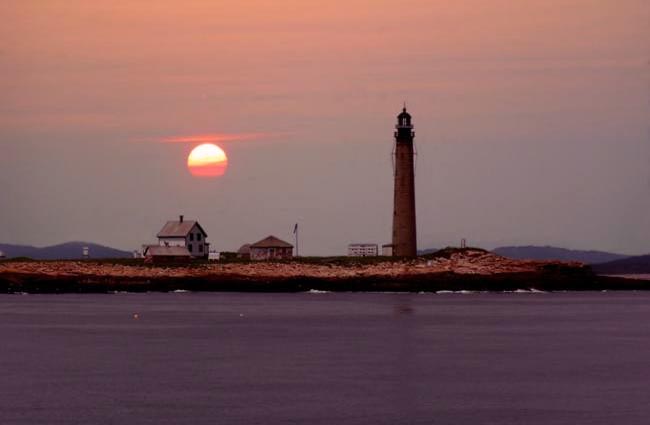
[1,291,649,424]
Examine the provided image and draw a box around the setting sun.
[187,143,228,177]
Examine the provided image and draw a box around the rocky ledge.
[0,249,645,293]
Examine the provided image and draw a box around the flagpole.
[295,223,299,257]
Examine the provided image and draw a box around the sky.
[1,0,649,255]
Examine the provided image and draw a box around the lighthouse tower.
[391,106,417,257]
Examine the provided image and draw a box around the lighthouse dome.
[398,107,411,120]
[396,107,412,128]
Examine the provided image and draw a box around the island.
[0,248,646,293]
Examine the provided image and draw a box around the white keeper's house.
[156,215,209,258]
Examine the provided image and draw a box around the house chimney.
[179,215,184,223]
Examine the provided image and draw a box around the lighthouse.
[391,106,417,257]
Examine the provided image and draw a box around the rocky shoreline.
[0,249,646,293]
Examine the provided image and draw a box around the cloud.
[159,132,284,144]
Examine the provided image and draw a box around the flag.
[293,223,298,234]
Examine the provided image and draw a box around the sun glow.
[187,143,228,177]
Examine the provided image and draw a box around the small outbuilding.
[381,244,394,257]
[143,245,192,263]
[237,244,251,260]
[249,236,293,261]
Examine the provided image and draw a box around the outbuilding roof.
[143,245,191,257]
[250,235,293,249]
[157,220,207,238]
[237,244,251,254]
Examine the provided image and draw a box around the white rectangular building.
[347,243,378,257]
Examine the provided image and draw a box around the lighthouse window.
[189,233,194,241]
[197,233,202,241]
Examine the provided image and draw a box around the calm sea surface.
[1,291,650,424]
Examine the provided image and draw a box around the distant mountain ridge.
[0,242,132,260]
[492,246,630,264]
[591,255,650,275]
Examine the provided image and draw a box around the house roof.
[143,245,191,257]
[157,220,207,238]
[250,235,293,249]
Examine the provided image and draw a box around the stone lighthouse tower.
[391,106,417,257]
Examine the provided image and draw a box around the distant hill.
[0,242,132,260]
[492,246,630,264]
[592,255,650,275]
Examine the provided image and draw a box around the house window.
[199,244,203,252]
[197,233,202,241]
[188,244,193,252]
[189,234,194,241]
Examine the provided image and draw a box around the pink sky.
[1,0,649,254]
